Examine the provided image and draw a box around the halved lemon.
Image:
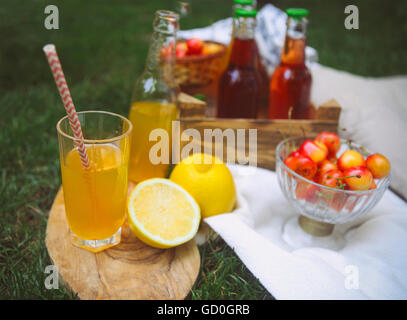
[127,178,201,249]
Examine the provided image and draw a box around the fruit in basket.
[186,38,204,55]
[337,150,366,171]
[173,39,224,58]
[315,131,341,154]
[299,139,328,164]
[175,42,187,58]
[343,166,373,191]
[284,153,317,180]
[203,42,221,55]
[127,178,200,249]
[170,153,236,218]
[366,153,391,179]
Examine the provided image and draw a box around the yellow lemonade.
[61,144,128,240]
[128,101,178,183]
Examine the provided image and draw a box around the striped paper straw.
[43,44,90,169]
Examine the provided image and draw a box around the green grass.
[0,0,406,299]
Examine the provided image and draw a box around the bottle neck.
[145,31,176,75]
[230,16,257,67]
[144,11,178,77]
[281,17,307,66]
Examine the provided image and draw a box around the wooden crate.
[178,94,341,170]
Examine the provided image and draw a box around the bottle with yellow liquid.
[128,10,180,183]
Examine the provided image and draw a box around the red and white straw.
[43,44,90,169]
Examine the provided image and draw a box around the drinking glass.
[57,111,132,252]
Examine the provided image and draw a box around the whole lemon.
[170,153,236,218]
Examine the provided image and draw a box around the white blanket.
[205,165,407,300]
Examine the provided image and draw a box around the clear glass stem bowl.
[276,136,391,250]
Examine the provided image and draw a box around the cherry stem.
[326,174,361,190]
[327,175,361,180]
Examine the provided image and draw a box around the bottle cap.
[234,8,258,18]
[286,8,309,20]
[233,0,254,5]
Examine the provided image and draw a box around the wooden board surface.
[45,182,200,300]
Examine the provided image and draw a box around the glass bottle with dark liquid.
[269,8,312,119]
[228,2,269,119]
[217,9,262,118]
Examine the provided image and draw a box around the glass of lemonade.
[57,111,132,252]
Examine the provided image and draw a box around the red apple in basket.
[186,38,203,55]
[176,42,187,58]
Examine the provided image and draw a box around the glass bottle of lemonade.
[269,8,312,119]
[128,10,179,183]
[217,9,262,118]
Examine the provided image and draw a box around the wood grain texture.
[45,182,200,300]
[178,92,207,118]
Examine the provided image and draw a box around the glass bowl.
[276,136,391,250]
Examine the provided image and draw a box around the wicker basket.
[174,41,228,88]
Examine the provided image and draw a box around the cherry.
[296,181,319,203]
[299,139,328,164]
[366,153,391,179]
[318,169,345,189]
[343,166,373,191]
[369,180,377,190]
[284,154,317,180]
[337,150,366,171]
[326,152,338,163]
[284,153,300,171]
[315,131,341,154]
[317,160,338,180]
[289,150,301,158]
